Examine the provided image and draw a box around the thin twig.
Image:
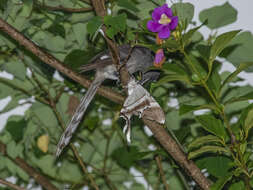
[155,156,170,190]
[0,141,59,190]
[0,178,26,190]
[50,99,100,190]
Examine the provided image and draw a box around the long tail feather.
[55,78,103,157]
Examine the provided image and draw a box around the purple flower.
[147,4,178,39]
[154,49,165,67]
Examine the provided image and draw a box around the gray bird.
[56,45,160,157]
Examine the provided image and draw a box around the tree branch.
[155,156,170,190]
[0,141,59,190]
[0,18,124,105]
[0,178,26,190]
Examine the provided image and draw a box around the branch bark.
[0,18,124,105]
[0,178,26,190]
[0,141,59,190]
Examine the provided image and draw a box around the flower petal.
[154,49,165,67]
[169,16,178,30]
[161,4,172,17]
[152,6,163,21]
[147,20,162,32]
[158,25,171,39]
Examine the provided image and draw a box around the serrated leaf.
[188,145,229,159]
[2,59,26,80]
[223,32,253,72]
[171,3,194,29]
[58,160,82,182]
[37,155,57,177]
[104,13,127,39]
[6,141,23,159]
[179,104,217,115]
[182,24,204,46]
[117,0,139,12]
[5,116,26,142]
[196,156,233,178]
[111,146,151,169]
[220,62,253,91]
[229,181,245,190]
[156,74,189,85]
[224,90,253,104]
[73,23,87,48]
[196,115,227,140]
[238,104,253,138]
[199,2,237,29]
[210,173,233,190]
[20,0,33,17]
[87,16,102,36]
[210,30,241,62]
[188,135,223,150]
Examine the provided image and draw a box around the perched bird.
[56,45,160,157]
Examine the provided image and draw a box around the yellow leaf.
[37,135,49,153]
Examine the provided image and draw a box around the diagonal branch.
[0,141,59,190]
[0,178,26,190]
[0,18,124,105]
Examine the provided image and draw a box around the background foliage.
[0,0,253,189]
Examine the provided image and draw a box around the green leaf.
[172,3,194,29]
[199,2,237,29]
[162,39,180,50]
[20,0,33,17]
[238,104,253,138]
[104,13,127,39]
[196,114,227,139]
[196,156,233,178]
[179,104,217,115]
[117,0,139,12]
[87,16,102,36]
[36,155,57,177]
[6,141,23,159]
[5,116,27,142]
[211,173,233,190]
[182,24,204,46]
[156,63,190,85]
[112,146,150,169]
[210,30,241,62]
[188,145,229,159]
[225,90,253,104]
[73,23,87,48]
[0,82,14,99]
[229,181,245,190]
[223,32,253,72]
[31,102,59,134]
[220,62,253,91]
[207,61,222,95]
[188,135,223,150]
[2,59,26,81]
[58,160,83,182]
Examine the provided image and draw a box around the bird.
[55,44,160,157]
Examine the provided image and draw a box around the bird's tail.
[55,78,103,157]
